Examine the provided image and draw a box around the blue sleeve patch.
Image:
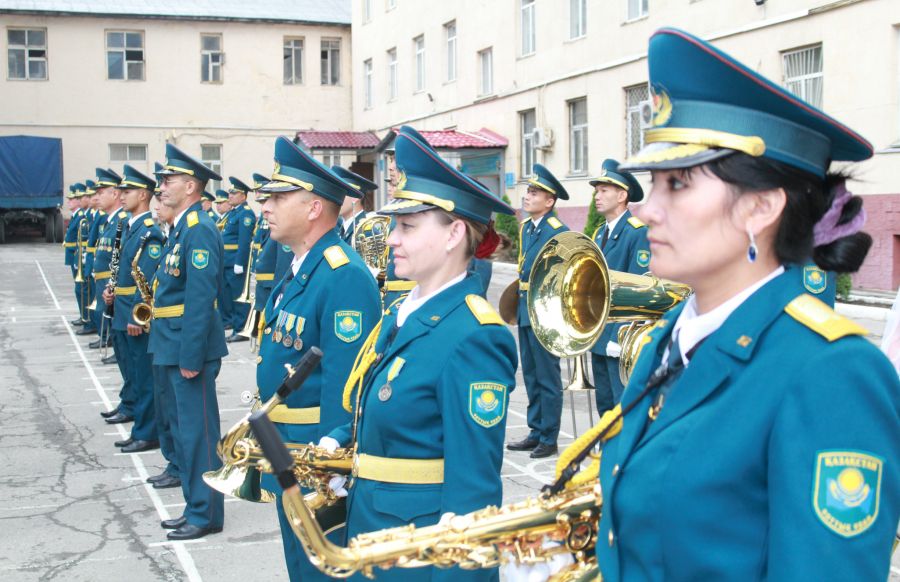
[636,249,651,268]
[243,216,252,227]
[334,310,362,343]
[191,249,210,270]
[469,382,507,428]
[813,450,883,538]
[148,244,161,259]
[803,265,827,294]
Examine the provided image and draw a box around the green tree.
[583,198,605,237]
[836,272,852,301]
[495,193,521,260]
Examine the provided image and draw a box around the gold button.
[255,356,262,364]
[264,327,271,335]
[612,464,620,476]
[608,529,615,546]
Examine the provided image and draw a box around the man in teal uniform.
[332,165,376,248]
[589,159,650,414]
[76,181,102,337]
[201,190,217,220]
[88,170,128,353]
[250,173,277,339]
[150,144,228,541]
[255,136,380,581]
[64,185,87,325]
[103,165,165,453]
[506,163,569,459]
[223,177,257,341]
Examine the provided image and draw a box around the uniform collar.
[174,201,204,231]
[396,270,467,327]
[128,210,150,228]
[603,208,628,235]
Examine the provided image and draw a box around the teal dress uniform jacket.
[329,274,518,582]
[596,266,900,581]
[112,214,164,331]
[148,204,228,369]
[223,202,256,268]
[253,221,276,311]
[517,214,568,326]
[64,209,83,266]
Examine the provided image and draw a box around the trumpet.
[236,242,255,304]
[131,232,154,330]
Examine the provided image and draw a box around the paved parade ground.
[1,239,897,581]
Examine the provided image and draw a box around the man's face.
[522,186,555,217]
[216,200,231,214]
[89,193,100,209]
[95,186,120,212]
[593,184,628,216]
[201,199,212,211]
[262,190,314,246]
[160,174,191,210]
[227,190,246,207]
[120,188,148,214]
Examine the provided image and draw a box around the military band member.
[506,163,569,459]
[223,177,257,341]
[588,159,650,415]
[64,185,87,325]
[250,174,277,332]
[255,136,381,581]
[593,28,899,580]
[214,191,231,228]
[323,126,518,582]
[332,165,376,248]
[76,181,102,337]
[200,190,217,220]
[150,144,228,540]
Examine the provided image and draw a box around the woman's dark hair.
[703,153,872,273]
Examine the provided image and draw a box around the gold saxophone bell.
[132,302,153,327]
[528,231,691,372]
[354,215,391,281]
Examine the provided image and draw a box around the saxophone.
[131,232,154,329]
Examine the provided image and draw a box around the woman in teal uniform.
[592,29,899,581]
[323,126,518,582]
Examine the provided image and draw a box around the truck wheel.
[51,210,64,243]
[0,220,6,244]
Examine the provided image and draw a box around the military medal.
[282,313,296,347]
[378,384,392,401]
[292,317,305,351]
[273,311,286,343]
[293,337,303,351]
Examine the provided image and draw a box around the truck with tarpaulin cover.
[0,135,65,244]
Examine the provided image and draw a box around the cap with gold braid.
[95,167,122,188]
[332,165,378,192]
[228,176,251,194]
[118,164,156,191]
[152,162,164,194]
[201,190,216,202]
[157,143,223,182]
[259,136,360,203]
[380,125,515,224]
[251,172,271,201]
[84,180,97,195]
[621,28,873,176]
[589,158,643,202]
[214,189,229,203]
[527,163,569,201]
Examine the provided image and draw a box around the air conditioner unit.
[533,127,554,150]
[638,100,654,129]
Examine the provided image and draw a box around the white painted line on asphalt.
[502,456,552,486]
[147,539,208,548]
[61,315,204,582]
[114,450,159,457]
[35,260,61,310]
[507,408,574,439]
[218,407,251,413]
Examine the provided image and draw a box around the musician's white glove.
[233,264,244,275]
[328,475,349,498]
[501,540,575,582]
[606,341,622,358]
[438,512,456,527]
[317,436,340,453]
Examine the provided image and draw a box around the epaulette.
[547,216,563,230]
[143,218,154,227]
[520,217,530,225]
[187,211,199,227]
[118,211,127,219]
[465,294,505,325]
[627,216,646,228]
[784,294,867,342]
[324,245,349,269]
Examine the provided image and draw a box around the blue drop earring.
[747,228,758,263]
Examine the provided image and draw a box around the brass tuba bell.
[527,232,691,379]
[353,215,391,280]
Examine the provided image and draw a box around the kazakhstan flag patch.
[803,265,827,294]
[334,310,362,343]
[813,450,882,537]
[469,382,507,428]
[191,249,210,270]
[148,244,161,260]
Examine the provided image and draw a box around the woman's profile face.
[638,166,748,288]
[387,211,452,282]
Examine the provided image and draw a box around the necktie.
[600,225,610,250]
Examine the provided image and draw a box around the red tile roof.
[294,131,381,149]
[390,127,508,148]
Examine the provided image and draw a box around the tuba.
[528,231,691,383]
[131,232,154,329]
[353,215,391,282]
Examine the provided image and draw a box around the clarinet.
[103,220,125,319]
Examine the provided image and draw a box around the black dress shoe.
[225,333,249,343]
[100,407,120,419]
[153,474,182,489]
[101,354,117,365]
[506,437,540,451]
[70,318,85,326]
[121,440,160,453]
[105,412,134,424]
[147,471,173,484]
[166,524,222,541]
[161,516,188,530]
[114,437,133,448]
[530,443,559,459]
[77,327,97,336]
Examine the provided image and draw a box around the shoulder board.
[627,216,646,228]
[143,218,155,227]
[323,245,349,269]
[187,211,199,227]
[547,217,563,230]
[99,210,107,216]
[784,294,867,342]
[520,217,530,225]
[118,211,127,219]
[465,294,505,326]
[592,225,602,240]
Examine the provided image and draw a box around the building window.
[782,44,823,109]
[201,144,223,192]
[414,35,425,92]
[444,21,457,83]
[478,47,493,96]
[322,152,341,167]
[626,0,648,21]
[625,84,649,156]
[570,0,587,39]
[521,0,536,56]
[569,98,588,174]
[386,0,397,10]
[109,143,147,163]
[200,34,223,83]
[387,47,398,101]
[321,38,341,85]
[520,109,536,178]
[7,28,47,80]
[363,0,373,23]
[364,58,373,109]
[284,37,304,85]
[106,31,144,80]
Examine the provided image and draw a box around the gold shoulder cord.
[554,405,623,489]
[341,320,385,449]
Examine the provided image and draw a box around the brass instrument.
[354,215,391,281]
[74,218,87,284]
[131,232,154,329]
[617,321,657,385]
[237,308,262,351]
[528,231,690,371]
[235,242,255,304]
